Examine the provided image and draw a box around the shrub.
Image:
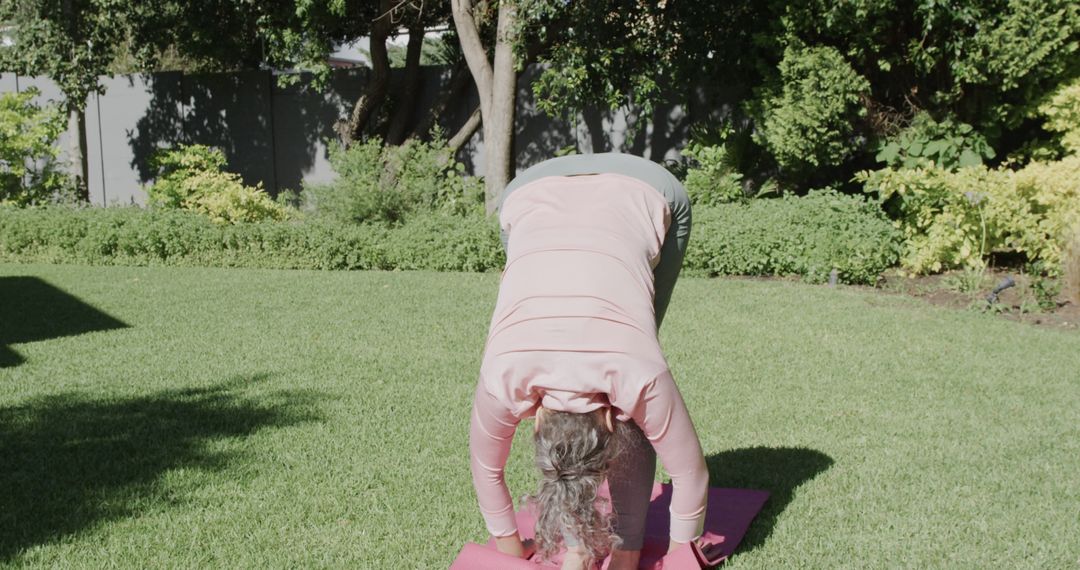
[682,142,744,206]
[1039,76,1080,155]
[0,89,74,205]
[683,189,901,284]
[2,191,901,283]
[875,112,995,171]
[182,171,292,224]
[1063,230,1080,306]
[0,206,504,272]
[1013,155,1080,269]
[302,137,483,224]
[1026,260,1062,312]
[753,45,870,172]
[147,144,228,208]
[858,165,1019,274]
[859,156,1080,274]
[381,210,505,272]
[147,144,289,223]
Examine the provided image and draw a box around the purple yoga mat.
[450,483,769,569]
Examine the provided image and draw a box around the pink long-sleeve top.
[470,173,709,544]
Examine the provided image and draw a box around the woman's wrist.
[494,533,526,558]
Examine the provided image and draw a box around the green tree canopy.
[521,0,1080,189]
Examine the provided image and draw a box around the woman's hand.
[493,534,535,559]
[560,546,590,570]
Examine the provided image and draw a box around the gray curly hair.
[527,409,625,565]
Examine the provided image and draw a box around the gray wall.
[1,66,699,206]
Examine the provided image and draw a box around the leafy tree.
[515,0,772,117]
[138,0,383,144]
[0,0,165,200]
[3,1,466,158]
[520,0,1080,191]
[451,0,520,210]
[0,88,72,204]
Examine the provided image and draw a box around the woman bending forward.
[470,153,708,570]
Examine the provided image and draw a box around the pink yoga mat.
[450,483,769,569]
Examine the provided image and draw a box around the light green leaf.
[924,140,948,157]
[958,148,982,167]
[876,142,901,163]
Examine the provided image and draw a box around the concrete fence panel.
[2,65,710,206]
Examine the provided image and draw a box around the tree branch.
[336,0,394,144]
[448,106,482,153]
[450,0,494,116]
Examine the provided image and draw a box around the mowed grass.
[1,263,1078,569]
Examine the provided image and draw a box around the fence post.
[267,70,280,196]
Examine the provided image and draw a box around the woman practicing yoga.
[470,153,709,569]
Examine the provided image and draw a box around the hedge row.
[1,192,901,284]
[0,206,506,272]
[684,189,901,284]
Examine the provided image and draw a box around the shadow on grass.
[0,373,322,562]
[705,446,834,554]
[0,277,129,368]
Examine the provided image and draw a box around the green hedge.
[0,206,505,272]
[683,189,902,284]
[2,193,900,283]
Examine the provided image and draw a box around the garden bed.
[876,269,1080,331]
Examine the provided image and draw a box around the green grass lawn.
[1,263,1078,569]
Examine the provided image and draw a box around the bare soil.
[724,269,1080,331]
[873,269,1080,331]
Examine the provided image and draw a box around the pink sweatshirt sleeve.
[629,370,709,543]
[469,369,708,543]
[469,380,522,537]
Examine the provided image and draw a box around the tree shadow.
[126,69,344,196]
[512,66,577,172]
[577,98,688,163]
[0,277,128,368]
[0,373,323,562]
[269,70,359,192]
[705,446,834,554]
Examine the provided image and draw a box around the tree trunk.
[67,108,89,202]
[386,24,426,146]
[337,1,393,145]
[484,3,518,209]
[451,0,518,213]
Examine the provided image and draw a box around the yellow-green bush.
[860,156,1080,274]
[1064,230,1080,305]
[861,75,1080,275]
[146,145,289,223]
[860,166,1018,273]
[0,89,74,205]
[1039,76,1080,154]
[178,170,289,224]
[1014,155,1080,268]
